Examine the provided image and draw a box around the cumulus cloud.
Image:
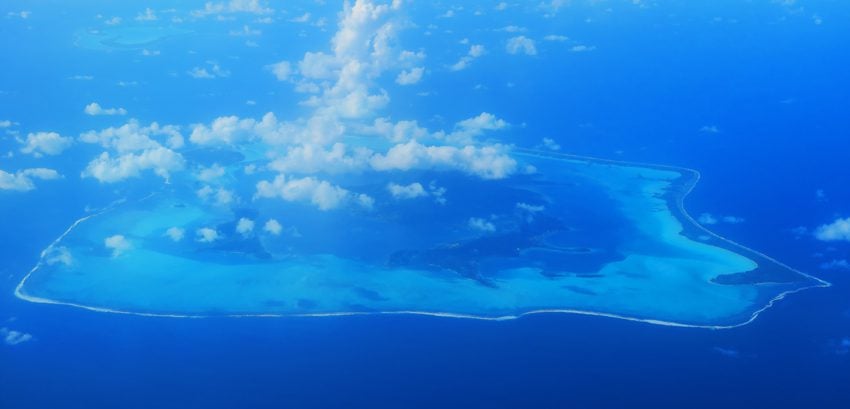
[815,217,850,242]
[192,0,273,17]
[19,132,73,157]
[236,217,255,236]
[165,227,185,242]
[196,227,220,243]
[370,140,517,179]
[446,112,509,143]
[0,168,61,191]
[84,102,127,116]
[189,113,280,145]
[255,174,373,211]
[81,147,185,183]
[268,143,372,175]
[264,219,282,235]
[364,118,429,143]
[506,36,537,55]
[197,185,236,206]
[387,182,427,199]
[395,67,424,85]
[1,327,33,346]
[517,202,545,213]
[267,61,292,81]
[468,217,496,232]
[450,44,485,71]
[540,137,561,151]
[197,164,226,182]
[188,62,230,79]
[105,234,131,257]
[80,120,183,152]
[135,8,157,21]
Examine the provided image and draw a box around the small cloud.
[104,234,131,257]
[191,1,274,18]
[0,168,62,192]
[506,36,537,56]
[69,75,94,81]
[236,217,255,237]
[289,12,310,23]
[396,67,424,85]
[188,62,230,79]
[517,202,545,213]
[45,246,73,266]
[1,327,33,346]
[264,219,282,235]
[700,125,720,134]
[570,45,596,52]
[6,11,31,19]
[539,137,561,151]
[450,45,486,71]
[197,164,225,182]
[165,227,185,242]
[814,217,850,242]
[105,16,122,25]
[468,217,496,233]
[544,35,568,42]
[820,259,850,271]
[830,337,850,355]
[229,25,261,36]
[19,132,73,157]
[499,25,526,33]
[135,8,158,21]
[387,182,428,199]
[712,347,741,358]
[699,213,744,226]
[84,102,127,116]
[266,60,291,81]
[721,216,745,224]
[196,227,220,243]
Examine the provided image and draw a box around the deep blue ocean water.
[2,1,850,408]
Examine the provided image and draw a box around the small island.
[15,150,829,328]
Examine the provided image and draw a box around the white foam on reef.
[14,153,831,330]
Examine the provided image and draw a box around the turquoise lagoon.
[15,151,828,327]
